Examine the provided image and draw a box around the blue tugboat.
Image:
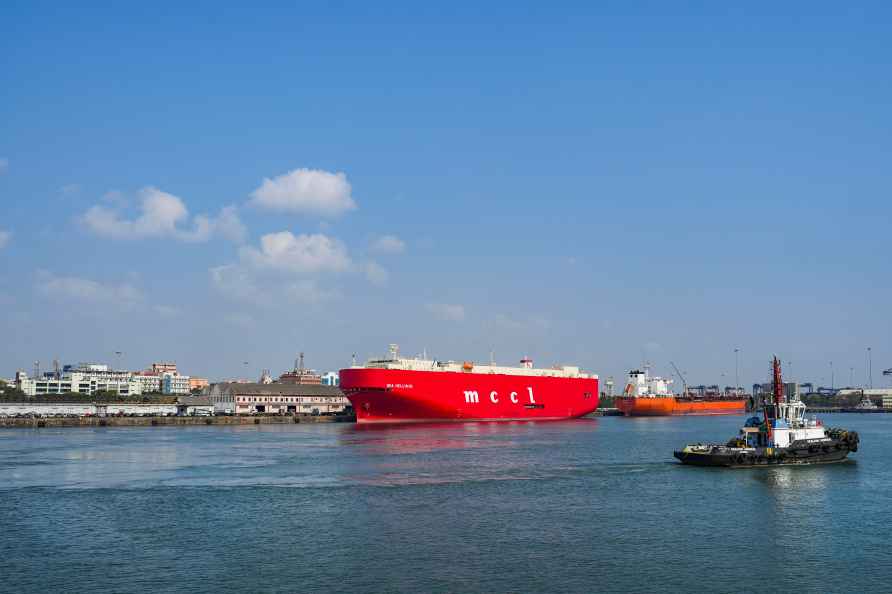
[674,357,859,467]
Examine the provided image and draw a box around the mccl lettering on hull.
[340,345,599,423]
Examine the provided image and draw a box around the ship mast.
[764,356,784,444]
[773,356,785,407]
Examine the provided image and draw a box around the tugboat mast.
[763,356,784,444]
[673,353,859,467]
[773,357,785,407]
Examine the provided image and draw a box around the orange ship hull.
[615,396,746,416]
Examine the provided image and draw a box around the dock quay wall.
[0,414,356,429]
[806,407,892,413]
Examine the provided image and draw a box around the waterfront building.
[175,395,214,416]
[204,382,348,415]
[189,377,209,392]
[100,402,178,416]
[133,372,162,394]
[321,371,340,386]
[836,388,892,407]
[15,365,142,397]
[162,373,191,395]
[0,402,94,416]
[14,360,204,398]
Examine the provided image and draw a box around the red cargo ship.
[340,345,599,423]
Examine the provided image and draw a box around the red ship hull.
[615,396,746,416]
[339,368,599,423]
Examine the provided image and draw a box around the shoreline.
[0,414,357,429]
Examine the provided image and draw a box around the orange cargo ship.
[615,368,747,416]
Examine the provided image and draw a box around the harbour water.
[2,414,891,593]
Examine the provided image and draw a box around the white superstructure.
[623,368,673,398]
[357,344,595,379]
[742,394,827,449]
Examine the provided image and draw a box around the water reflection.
[329,419,603,487]
[340,419,599,455]
[754,460,857,492]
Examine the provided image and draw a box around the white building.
[133,373,162,394]
[16,366,142,397]
[0,402,94,416]
[101,403,178,416]
[321,371,340,386]
[162,373,191,395]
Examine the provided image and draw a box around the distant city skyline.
[1,3,889,386]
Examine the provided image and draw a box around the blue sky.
[1,2,890,388]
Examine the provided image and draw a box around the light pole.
[867,347,872,389]
[830,361,834,391]
[850,367,855,388]
[734,348,740,394]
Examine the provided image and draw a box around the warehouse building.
[205,382,349,415]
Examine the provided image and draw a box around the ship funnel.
[520,356,533,369]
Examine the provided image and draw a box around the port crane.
[669,361,688,397]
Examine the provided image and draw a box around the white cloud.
[249,168,356,217]
[0,158,7,175]
[210,264,269,305]
[83,187,186,239]
[240,231,351,274]
[189,205,247,243]
[35,272,144,310]
[363,261,389,286]
[370,234,406,255]
[426,302,466,322]
[81,187,245,243]
[211,264,342,306]
[212,230,387,308]
[0,231,10,249]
